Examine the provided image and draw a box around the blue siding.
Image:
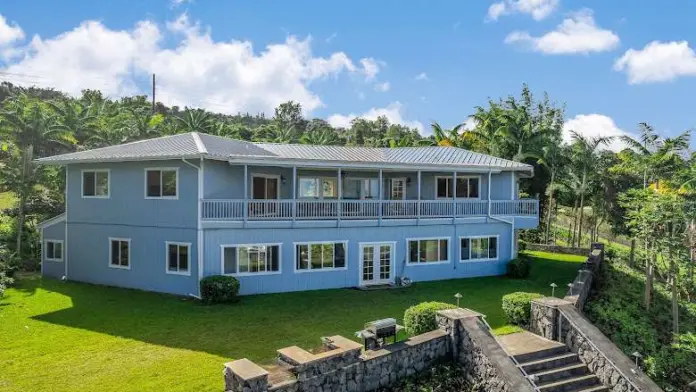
[42,220,65,279]
[202,221,514,295]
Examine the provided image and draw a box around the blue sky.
[1,0,695,148]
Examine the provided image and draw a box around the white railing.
[201,199,539,221]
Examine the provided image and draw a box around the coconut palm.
[430,122,462,147]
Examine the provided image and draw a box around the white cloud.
[563,114,631,152]
[487,0,559,21]
[614,40,696,84]
[1,13,375,116]
[0,14,24,46]
[505,9,619,54]
[325,32,337,43]
[327,102,424,132]
[373,81,390,92]
[171,0,193,8]
[359,57,382,81]
[461,117,477,130]
[414,72,428,81]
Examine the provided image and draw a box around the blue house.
[36,132,538,296]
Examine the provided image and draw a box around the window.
[407,238,449,264]
[460,236,498,261]
[44,240,63,262]
[166,242,190,275]
[82,170,109,198]
[435,177,480,199]
[222,244,281,275]
[344,178,379,199]
[295,242,346,271]
[298,177,337,199]
[109,238,130,269]
[252,174,279,199]
[146,169,178,198]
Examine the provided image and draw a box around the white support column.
[488,168,492,216]
[337,168,342,222]
[292,166,297,222]
[243,164,248,223]
[417,171,421,224]
[378,169,383,225]
[452,171,457,220]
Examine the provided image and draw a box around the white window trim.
[81,169,110,199]
[390,178,406,200]
[459,235,500,262]
[297,176,338,199]
[358,241,396,286]
[293,240,349,273]
[44,239,64,262]
[220,243,283,276]
[165,241,192,276]
[250,173,281,199]
[434,175,482,200]
[405,237,451,266]
[144,167,180,200]
[108,237,131,270]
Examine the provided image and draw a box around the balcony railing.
[201,199,538,221]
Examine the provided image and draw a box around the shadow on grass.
[27,256,582,363]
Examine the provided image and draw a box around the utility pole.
[151,73,156,114]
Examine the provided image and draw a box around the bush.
[502,292,543,326]
[506,255,531,278]
[645,333,696,391]
[403,301,456,335]
[199,275,240,304]
[518,239,528,252]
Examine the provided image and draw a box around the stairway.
[514,345,607,392]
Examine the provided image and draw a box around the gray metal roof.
[36,132,532,172]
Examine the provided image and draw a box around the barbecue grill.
[355,318,403,350]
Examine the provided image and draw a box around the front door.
[360,243,393,286]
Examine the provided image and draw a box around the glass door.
[360,243,393,285]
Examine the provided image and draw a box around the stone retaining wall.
[525,243,590,256]
[224,308,535,392]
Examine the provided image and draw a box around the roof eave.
[34,153,222,166]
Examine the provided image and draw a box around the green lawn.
[0,251,585,392]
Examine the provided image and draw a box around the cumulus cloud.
[487,0,559,21]
[505,9,619,54]
[414,72,428,81]
[563,114,631,152]
[614,40,696,84]
[326,102,424,133]
[373,81,390,92]
[0,13,380,116]
[0,14,24,46]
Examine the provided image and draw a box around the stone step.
[519,352,581,374]
[537,374,601,392]
[575,386,609,392]
[513,345,569,364]
[532,363,589,384]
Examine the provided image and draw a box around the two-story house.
[36,132,538,296]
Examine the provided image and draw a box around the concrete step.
[575,386,609,392]
[537,374,601,392]
[519,352,581,374]
[513,345,569,364]
[532,363,589,384]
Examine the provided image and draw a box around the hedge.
[200,275,240,304]
[404,301,456,335]
[501,292,543,326]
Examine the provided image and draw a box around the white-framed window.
[145,168,178,199]
[222,244,281,275]
[251,173,280,199]
[344,178,379,199]
[298,176,337,199]
[390,178,406,200]
[166,241,191,275]
[435,176,480,199]
[295,241,347,271]
[460,236,498,261]
[82,169,110,198]
[44,240,63,262]
[108,238,130,269]
[407,238,449,264]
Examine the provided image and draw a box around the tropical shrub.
[645,333,696,391]
[506,255,531,278]
[199,275,240,304]
[501,292,543,326]
[403,301,456,336]
[381,364,471,392]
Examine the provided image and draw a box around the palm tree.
[174,108,215,133]
[49,100,96,145]
[570,131,613,247]
[469,104,502,155]
[300,128,338,145]
[496,104,545,162]
[531,144,568,243]
[430,122,462,147]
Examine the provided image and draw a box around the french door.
[360,243,393,286]
[250,175,279,217]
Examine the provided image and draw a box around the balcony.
[200,199,538,221]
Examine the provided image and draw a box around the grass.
[0,251,585,392]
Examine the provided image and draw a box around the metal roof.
[36,132,533,172]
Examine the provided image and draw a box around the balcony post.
[243,164,248,223]
[292,165,297,222]
[488,167,492,216]
[417,171,421,224]
[452,171,457,220]
[337,168,342,223]
[378,169,383,225]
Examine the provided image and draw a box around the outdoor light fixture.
[550,283,558,297]
[406,177,412,186]
[454,293,463,308]
[280,175,286,185]
[631,351,643,368]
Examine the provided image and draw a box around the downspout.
[487,166,516,262]
[182,158,204,299]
